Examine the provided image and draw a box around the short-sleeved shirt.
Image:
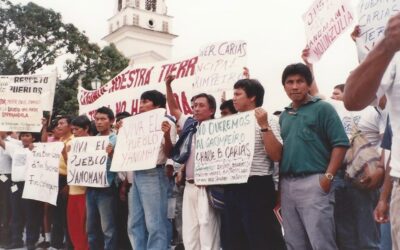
[279,97,350,175]
[0,136,20,174]
[375,54,400,177]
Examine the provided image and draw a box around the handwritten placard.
[111,108,165,171]
[67,136,109,187]
[303,0,354,63]
[0,72,57,111]
[194,111,255,185]
[22,142,63,205]
[0,93,43,132]
[356,0,400,61]
[194,40,247,92]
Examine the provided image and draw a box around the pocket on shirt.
[297,117,317,141]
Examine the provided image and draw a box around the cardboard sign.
[111,108,165,171]
[22,142,63,205]
[303,0,354,62]
[67,136,110,187]
[194,111,255,185]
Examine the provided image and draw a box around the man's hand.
[383,13,400,53]
[319,175,332,193]
[243,67,250,79]
[106,143,114,157]
[115,120,123,132]
[374,200,390,223]
[166,164,174,178]
[165,75,176,86]
[119,180,128,202]
[161,121,171,137]
[41,117,49,128]
[351,25,361,42]
[255,107,269,129]
[301,48,312,67]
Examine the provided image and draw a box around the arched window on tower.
[118,0,122,11]
[145,0,156,12]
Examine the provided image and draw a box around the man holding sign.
[166,75,221,250]
[86,107,118,250]
[223,79,285,250]
[127,90,176,250]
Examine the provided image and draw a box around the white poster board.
[11,148,31,182]
[194,40,247,92]
[0,72,57,111]
[356,0,400,61]
[194,111,255,185]
[111,108,165,171]
[67,136,109,187]
[22,142,63,205]
[303,0,354,63]
[0,93,43,132]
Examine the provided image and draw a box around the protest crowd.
[2,1,400,250]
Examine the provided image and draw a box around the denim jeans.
[128,166,168,250]
[86,185,118,250]
[380,223,392,250]
[333,176,380,250]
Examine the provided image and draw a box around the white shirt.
[0,136,21,174]
[375,53,400,177]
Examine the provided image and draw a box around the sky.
[13,0,361,112]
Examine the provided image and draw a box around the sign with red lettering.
[356,0,400,61]
[110,108,165,171]
[303,0,354,63]
[78,56,197,119]
[0,93,43,132]
[195,40,247,92]
[0,72,57,111]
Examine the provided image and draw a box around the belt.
[186,179,195,184]
[156,164,164,168]
[282,172,323,178]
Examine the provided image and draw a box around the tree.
[0,0,129,115]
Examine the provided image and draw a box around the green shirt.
[279,97,349,175]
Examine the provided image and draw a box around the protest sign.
[0,93,43,132]
[78,40,247,119]
[194,40,247,92]
[67,136,109,187]
[111,108,165,172]
[303,0,354,63]
[356,0,400,61]
[194,111,255,185]
[0,72,57,111]
[22,142,63,205]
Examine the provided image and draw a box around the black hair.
[116,111,131,122]
[334,84,345,92]
[233,79,265,107]
[192,93,216,118]
[57,115,74,125]
[281,63,313,86]
[95,106,115,121]
[140,90,166,108]
[220,99,237,114]
[89,120,98,136]
[71,115,91,130]
[19,132,41,142]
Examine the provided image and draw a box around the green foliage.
[0,0,129,116]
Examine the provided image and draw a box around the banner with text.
[67,136,110,187]
[111,108,165,172]
[194,40,247,92]
[78,40,246,119]
[0,72,57,111]
[194,111,255,185]
[0,93,43,132]
[356,0,400,61]
[22,142,63,205]
[303,0,354,63]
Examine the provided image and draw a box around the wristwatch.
[261,126,272,132]
[324,173,334,181]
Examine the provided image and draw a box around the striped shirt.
[250,116,282,176]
